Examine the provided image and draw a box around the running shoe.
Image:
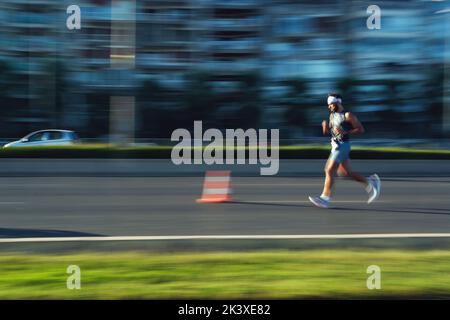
[309,196,330,208]
[372,174,381,194]
[367,174,380,204]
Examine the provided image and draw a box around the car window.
[27,132,45,142]
[48,131,64,140]
[41,132,50,141]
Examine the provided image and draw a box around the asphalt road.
[0,176,449,238]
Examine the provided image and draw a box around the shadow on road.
[230,201,450,216]
[333,207,450,216]
[0,228,103,238]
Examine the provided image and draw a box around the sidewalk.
[0,159,448,177]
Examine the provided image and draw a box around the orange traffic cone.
[197,171,232,203]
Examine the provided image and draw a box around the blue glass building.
[0,0,448,139]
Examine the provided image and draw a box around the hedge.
[0,145,449,159]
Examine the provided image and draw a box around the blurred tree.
[138,79,165,100]
[0,60,27,136]
[282,78,310,134]
[385,79,401,108]
[137,79,178,138]
[0,60,14,125]
[0,60,14,96]
[425,67,444,137]
[240,72,261,90]
[336,77,356,107]
[86,89,111,138]
[378,79,405,137]
[40,60,68,128]
[183,71,218,127]
[233,72,262,129]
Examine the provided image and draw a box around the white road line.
[237,184,324,186]
[1,233,450,243]
[237,200,391,203]
[0,202,25,205]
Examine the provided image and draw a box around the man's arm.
[322,120,329,135]
[343,112,365,135]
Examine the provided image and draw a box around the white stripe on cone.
[204,188,232,195]
[205,177,230,182]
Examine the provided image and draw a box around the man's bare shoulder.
[344,111,357,120]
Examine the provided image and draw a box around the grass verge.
[0,249,449,299]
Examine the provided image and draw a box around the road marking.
[1,233,450,243]
[237,183,324,186]
[0,184,69,187]
[0,202,25,205]
[236,200,391,203]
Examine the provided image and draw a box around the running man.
[309,93,381,208]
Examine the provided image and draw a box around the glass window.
[352,38,419,56]
[49,131,64,140]
[27,132,45,142]
[382,15,418,33]
[41,132,50,141]
[274,17,313,35]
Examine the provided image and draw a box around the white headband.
[327,96,342,105]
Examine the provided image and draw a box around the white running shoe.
[372,174,381,194]
[309,196,330,209]
[367,174,381,204]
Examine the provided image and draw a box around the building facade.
[0,0,448,138]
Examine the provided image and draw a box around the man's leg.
[340,160,380,203]
[339,160,368,186]
[321,159,339,198]
[309,158,339,208]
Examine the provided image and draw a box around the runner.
[309,93,381,208]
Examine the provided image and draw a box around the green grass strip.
[0,249,449,299]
